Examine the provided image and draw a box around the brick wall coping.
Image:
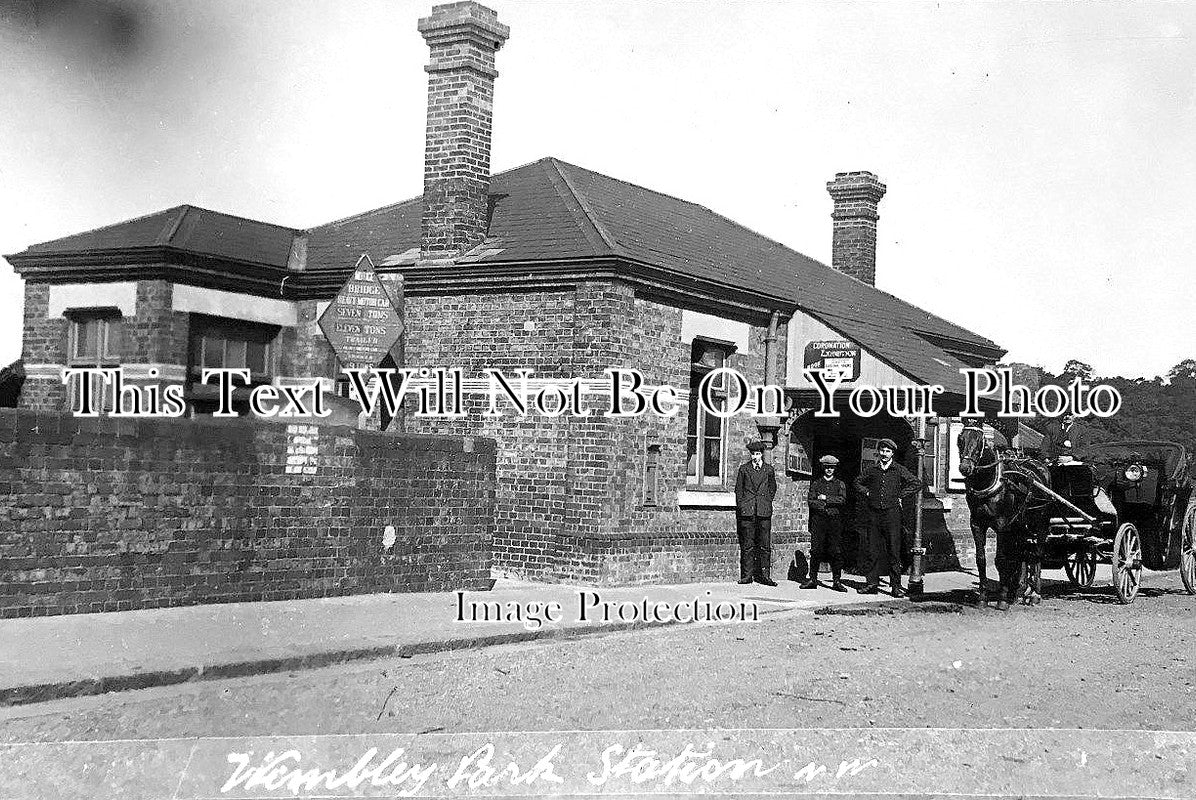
[0,408,495,455]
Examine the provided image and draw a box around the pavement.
[0,571,980,706]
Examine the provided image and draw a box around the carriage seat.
[1050,461,1116,518]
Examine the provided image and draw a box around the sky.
[0,0,1192,379]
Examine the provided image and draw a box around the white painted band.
[681,309,752,354]
[172,284,297,326]
[47,282,138,318]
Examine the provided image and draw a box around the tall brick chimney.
[826,171,887,285]
[418,2,509,261]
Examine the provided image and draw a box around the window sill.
[677,489,736,509]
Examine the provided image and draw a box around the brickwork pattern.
[827,171,887,286]
[0,409,496,617]
[125,280,187,364]
[18,283,66,410]
[396,280,810,585]
[402,289,576,581]
[278,300,338,379]
[419,3,509,259]
[577,294,806,584]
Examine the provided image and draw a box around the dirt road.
[2,570,1192,741]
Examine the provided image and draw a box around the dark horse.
[957,424,1052,610]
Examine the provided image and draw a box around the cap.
[876,438,898,452]
[819,455,840,466]
[746,441,768,453]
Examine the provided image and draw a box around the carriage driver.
[802,455,849,592]
[1044,414,1116,515]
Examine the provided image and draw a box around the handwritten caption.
[221,740,878,796]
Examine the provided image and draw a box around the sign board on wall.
[803,339,862,381]
[860,437,881,471]
[318,254,404,371]
[787,439,812,477]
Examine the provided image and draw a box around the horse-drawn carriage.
[957,426,1194,607]
[1042,441,1194,603]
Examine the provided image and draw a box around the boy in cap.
[854,438,923,596]
[734,440,778,586]
[802,455,848,591]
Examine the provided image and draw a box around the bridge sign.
[318,254,404,371]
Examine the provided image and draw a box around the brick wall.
[125,280,188,364]
[18,283,66,410]
[402,288,577,579]
[0,409,496,617]
[827,171,886,286]
[398,280,808,584]
[18,279,188,412]
[580,292,806,584]
[418,3,509,259]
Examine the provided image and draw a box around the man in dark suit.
[735,440,778,586]
[1043,413,1084,464]
[854,438,922,597]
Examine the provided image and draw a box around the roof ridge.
[23,204,191,250]
[179,204,299,232]
[156,205,190,245]
[546,158,622,257]
[307,194,422,232]
[551,158,830,268]
[547,159,999,350]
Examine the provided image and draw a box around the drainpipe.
[757,311,782,449]
[763,311,779,384]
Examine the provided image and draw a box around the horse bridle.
[960,429,1003,499]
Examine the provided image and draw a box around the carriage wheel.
[1180,506,1196,596]
[1064,547,1098,587]
[1112,523,1142,604]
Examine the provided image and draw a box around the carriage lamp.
[755,415,782,449]
[1124,464,1147,482]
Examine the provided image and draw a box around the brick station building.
[4,1,1010,584]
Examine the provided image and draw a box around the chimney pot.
[826,171,887,285]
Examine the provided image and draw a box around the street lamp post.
[908,416,927,598]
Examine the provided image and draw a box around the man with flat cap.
[735,440,778,586]
[802,455,848,592]
[854,438,923,596]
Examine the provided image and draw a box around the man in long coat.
[735,440,778,586]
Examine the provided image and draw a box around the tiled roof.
[15,205,298,268]
[305,157,1001,380]
[13,158,1002,383]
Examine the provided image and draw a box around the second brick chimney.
[418,2,510,261]
[826,171,887,285]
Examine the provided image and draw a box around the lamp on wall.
[755,415,782,449]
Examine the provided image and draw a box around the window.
[187,315,277,415]
[69,312,123,365]
[66,311,122,412]
[644,443,661,506]
[686,339,734,487]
